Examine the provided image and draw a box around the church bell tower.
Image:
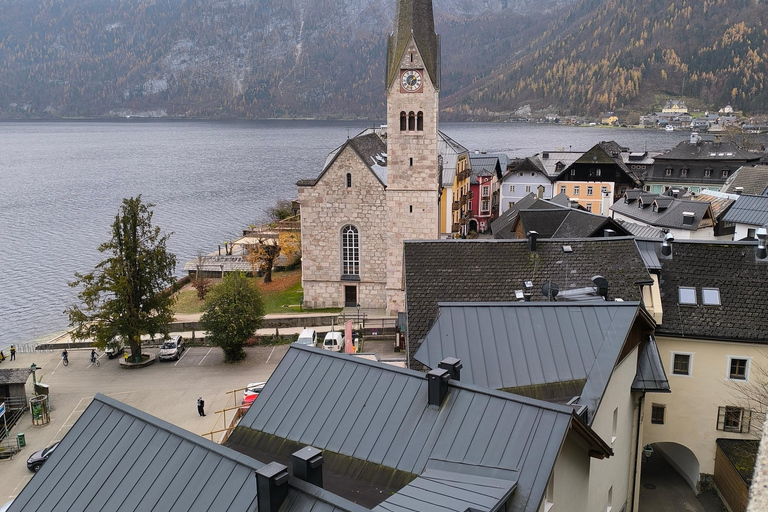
[384,0,441,314]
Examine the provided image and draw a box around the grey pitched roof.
[10,394,365,512]
[228,345,592,512]
[611,194,713,230]
[9,394,262,512]
[373,469,516,512]
[721,194,768,226]
[387,0,439,89]
[533,151,583,177]
[413,302,648,423]
[0,368,31,385]
[300,130,387,187]
[490,194,536,239]
[654,139,757,162]
[438,131,469,187]
[635,239,663,270]
[617,220,665,239]
[632,336,670,393]
[723,165,768,195]
[404,238,652,360]
[650,239,768,342]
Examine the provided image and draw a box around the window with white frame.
[341,225,360,276]
[587,186,593,196]
[586,203,593,212]
[728,357,749,381]
[672,353,692,376]
[525,185,531,193]
[702,288,721,305]
[481,185,490,198]
[573,185,580,195]
[481,200,489,212]
[560,185,566,194]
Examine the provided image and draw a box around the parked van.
[322,331,345,352]
[296,328,317,347]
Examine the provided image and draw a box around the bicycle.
[62,352,69,366]
[90,354,100,367]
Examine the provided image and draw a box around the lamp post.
[356,303,361,351]
[30,363,37,389]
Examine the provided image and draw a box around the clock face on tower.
[400,70,423,92]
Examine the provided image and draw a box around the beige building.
[297,0,441,314]
[638,238,768,492]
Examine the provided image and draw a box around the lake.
[0,120,710,350]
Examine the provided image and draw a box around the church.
[297,0,441,315]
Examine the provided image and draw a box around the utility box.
[17,432,25,447]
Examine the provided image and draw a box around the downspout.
[630,392,645,512]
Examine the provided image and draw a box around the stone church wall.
[299,146,388,309]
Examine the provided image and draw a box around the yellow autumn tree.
[245,231,301,284]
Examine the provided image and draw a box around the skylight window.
[702,288,721,306]
[678,287,697,305]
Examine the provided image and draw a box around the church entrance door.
[344,286,357,307]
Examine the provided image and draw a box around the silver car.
[158,335,185,361]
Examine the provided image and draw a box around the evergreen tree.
[200,272,264,362]
[67,196,177,362]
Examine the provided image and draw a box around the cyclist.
[90,349,98,365]
[62,349,69,365]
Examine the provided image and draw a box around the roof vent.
[542,151,550,159]
[438,358,463,381]
[661,232,674,257]
[672,189,680,199]
[735,187,744,195]
[256,463,289,512]
[603,229,616,237]
[682,212,695,226]
[291,447,323,488]
[757,227,768,260]
[592,275,609,299]
[523,280,534,302]
[427,368,451,407]
[541,282,559,301]
[527,230,539,252]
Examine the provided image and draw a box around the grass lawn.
[173,270,341,315]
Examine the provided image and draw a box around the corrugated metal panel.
[413,302,640,424]
[236,346,575,512]
[632,335,671,393]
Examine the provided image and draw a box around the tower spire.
[387,0,439,90]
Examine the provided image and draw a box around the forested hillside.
[1,0,766,119]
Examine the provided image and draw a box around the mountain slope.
[0,0,766,119]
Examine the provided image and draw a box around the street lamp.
[30,363,37,389]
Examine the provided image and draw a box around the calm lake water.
[0,120,714,350]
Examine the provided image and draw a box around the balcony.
[468,190,474,199]
[460,218,468,225]
[466,210,474,219]
[452,223,460,232]
[460,195,467,205]
[452,201,460,211]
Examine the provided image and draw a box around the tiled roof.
[651,239,768,342]
[692,191,736,219]
[654,139,758,162]
[403,238,651,358]
[490,193,536,239]
[0,368,31,385]
[611,194,712,230]
[301,130,387,187]
[414,302,653,423]
[228,345,588,512]
[387,0,439,89]
[532,151,583,177]
[721,194,768,226]
[723,165,768,195]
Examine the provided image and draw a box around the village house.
[437,131,470,237]
[498,156,555,212]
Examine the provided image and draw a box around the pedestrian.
[0,350,4,362]
[9,345,16,361]
[197,397,205,416]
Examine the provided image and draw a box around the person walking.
[197,397,205,417]
[9,345,15,361]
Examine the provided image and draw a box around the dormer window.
[665,168,673,177]
[680,168,688,177]
[652,204,658,212]
[704,169,712,178]
[570,168,576,176]
[722,170,729,178]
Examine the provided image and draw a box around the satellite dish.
[592,275,609,299]
[541,282,559,300]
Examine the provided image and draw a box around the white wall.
[538,432,591,512]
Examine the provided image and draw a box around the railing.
[0,396,28,443]
[202,387,249,443]
[468,190,474,199]
[0,438,21,460]
[460,195,467,205]
[452,223,460,232]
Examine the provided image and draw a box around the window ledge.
[341,275,360,281]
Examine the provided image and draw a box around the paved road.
[0,344,292,506]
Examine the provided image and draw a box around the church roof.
[298,130,387,188]
[387,0,439,89]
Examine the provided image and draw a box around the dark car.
[27,442,59,472]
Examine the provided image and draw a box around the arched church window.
[400,112,407,131]
[341,225,360,276]
[408,111,415,131]
[417,111,424,131]
[346,173,352,188]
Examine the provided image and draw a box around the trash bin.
[17,432,25,447]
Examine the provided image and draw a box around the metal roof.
[413,302,644,423]
[9,394,363,512]
[635,239,663,270]
[721,194,768,226]
[631,336,670,393]
[617,220,665,239]
[229,345,579,512]
[438,131,469,187]
[372,469,516,512]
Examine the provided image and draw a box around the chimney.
[291,447,323,488]
[438,358,463,381]
[603,228,616,237]
[682,212,695,226]
[757,227,768,260]
[542,151,550,159]
[527,231,539,252]
[735,187,744,195]
[661,232,674,257]
[256,463,289,512]
[427,368,451,407]
[690,132,700,144]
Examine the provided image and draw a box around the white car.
[322,331,345,352]
[242,382,267,407]
[158,335,185,361]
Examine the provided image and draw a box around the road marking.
[198,348,213,365]
[174,348,189,366]
[266,347,276,364]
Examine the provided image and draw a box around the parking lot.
[0,344,293,506]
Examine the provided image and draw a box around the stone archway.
[652,442,700,492]
[467,219,478,233]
